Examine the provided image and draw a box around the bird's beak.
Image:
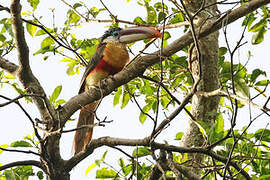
[119,26,162,44]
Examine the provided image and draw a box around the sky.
[0,0,270,179]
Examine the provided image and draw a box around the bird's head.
[101,26,162,44]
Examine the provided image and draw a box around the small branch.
[196,89,270,114]
[0,146,40,156]
[0,160,43,171]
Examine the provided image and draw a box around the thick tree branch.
[10,0,55,122]
[0,56,18,75]
[65,136,250,179]
[0,160,43,171]
[59,0,270,125]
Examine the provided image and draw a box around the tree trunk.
[181,0,220,172]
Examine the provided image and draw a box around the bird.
[73,26,162,154]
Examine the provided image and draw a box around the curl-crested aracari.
[74,27,162,154]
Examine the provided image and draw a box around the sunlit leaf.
[252,27,266,45]
[41,37,55,49]
[235,78,249,98]
[0,144,8,154]
[254,129,270,142]
[85,163,97,176]
[0,34,6,42]
[218,47,227,56]
[250,69,266,83]
[27,0,40,10]
[133,17,146,24]
[249,19,266,32]
[26,23,37,37]
[113,87,122,106]
[96,168,117,178]
[175,132,184,140]
[10,140,32,147]
[139,104,152,124]
[49,85,62,104]
[132,147,151,158]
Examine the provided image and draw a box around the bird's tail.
[73,101,99,154]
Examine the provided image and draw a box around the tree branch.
[64,136,250,179]
[0,56,18,75]
[10,0,55,122]
[0,160,43,171]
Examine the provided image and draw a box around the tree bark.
[180,0,220,172]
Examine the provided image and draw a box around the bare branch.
[0,146,40,156]
[0,160,43,171]
[10,0,55,124]
[197,89,270,114]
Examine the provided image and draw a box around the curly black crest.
[101,27,122,41]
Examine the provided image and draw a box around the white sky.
[0,0,269,179]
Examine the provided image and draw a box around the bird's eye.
[112,31,119,37]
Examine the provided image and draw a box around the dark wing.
[78,43,106,94]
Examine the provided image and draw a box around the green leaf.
[4,74,16,79]
[26,23,37,37]
[175,132,184,140]
[4,24,14,37]
[258,174,270,180]
[163,31,171,40]
[254,129,270,142]
[249,19,266,32]
[133,17,146,24]
[252,27,266,45]
[169,12,184,24]
[37,171,44,179]
[154,2,168,13]
[255,80,269,86]
[49,85,62,104]
[139,104,152,124]
[55,99,66,107]
[10,140,32,147]
[101,150,108,162]
[0,144,8,154]
[235,78,249,98]
[0,34,6,42]
[85,163,97,176]
[132,147,151,158]
[66,10,81,25]
[73,3,82,9]
[41,37,55,48]
[118,158,125,169]
[89,7,105,18]
[113,87,122,106]
[146,4,157,24]
[250,69,266,83]
[120,90,130,109]
[27,0,40,10]
[96,168,117,178]
[218,47,227,56]
[35,28,53,36]
[158,12,166,23]
[215,113,224,134]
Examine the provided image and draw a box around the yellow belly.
[103,42,129,69]
[85,42,129,90]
